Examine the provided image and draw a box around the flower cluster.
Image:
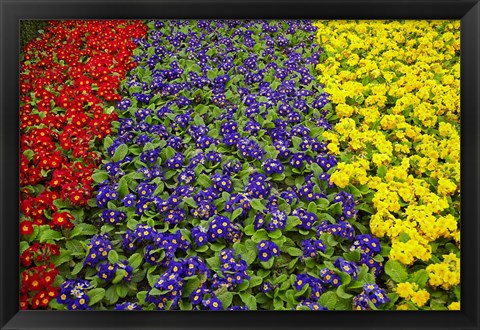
[84,234,113,267]
[301,238,326,258]
[212,249,250,290]
[353,284,390,310]
[294,273,326,302]
[315,20,460,309]
[19,18,458,311]
[56,279,91,310]
[20,262,59,309]
[257,241,280,262]
[19,20,147,309]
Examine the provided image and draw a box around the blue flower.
[257,240,280,262]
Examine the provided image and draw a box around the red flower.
[20,221,34,235]
[31,295,42,309]
[20,250,33,267]
[51,211,74,228]
[45,286,59,299]
[26,274,43,291]
[20,296,29,310]
[42,271,57,288]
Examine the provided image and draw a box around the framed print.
[1,0,479,329]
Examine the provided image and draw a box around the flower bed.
[48,19,392,311]
[314,20,460,310]
[19,20,147,309]
[19,19,461,311]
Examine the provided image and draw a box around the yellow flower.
[411,289,430,307]
[396,304,410,311]
[426,253,460,289]
[448,302,460,310]
[330,170,350,188]
[335,103,355,117]
[395,282,416,299]
[437,177,457,196]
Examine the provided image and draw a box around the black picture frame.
[1,0,479,329]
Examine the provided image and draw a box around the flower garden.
[19,20,460,311]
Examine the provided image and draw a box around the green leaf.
[194,115,205,126]
[243,224,255,236]
[336,284,353,299]
[273,297,285,310]
[236,280,250,292]
[183,197,198,208]
[116,283,129,298]
[65,240,84,256]
[307,201,317,214]
[117,177,129,198]
[39,229,63,243]
[70,223,98,238]
[108,250,119,264]
[50,249,72,267]
[319,213,336,224]
[377,165,387,179]
[327,202,342,215]
[149,288,170,296]
[197,174,212,188]
[48,299,66,310]
[210,243,226,252]
[285,216,301,231]
[317,198,330,209]
[288,257,299,270]
[92,171,109,183]
[23,149,34,161]
[112,269,127,284]
[250,199,264,211]
[52,199,70,209]
[127,219,138,230]
[242,250,257,265]
[103,136,113,150]
[217,291,233,309]
[357,203,373,214]
[260,258,275,269]
[249,275,263,288]
[128,253,143,269]
[251,229,269,243]
[334,297,352,310]
[384,260,408,283]
[206,256,220,270]
[179,300,193,310]
[343,249,361,262]
[239,292,257,310]
[287,247,303,257]
[113,144,129,162]
[195,245,209,252]
[105,285,119,304]
[20,241,29,254]
[319,291,337,310]
[399,232,411,243]
[87,288,105,306]
[232,207,243,221]
[136,291,147,305]
[311,162,323,177]
[71,262,83,276]
[207,69,217,81]
[271,173,286,181]
[292,136,302,149]
[268,229,283,239]
[182,277,201,297]
[408,269,429,288]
